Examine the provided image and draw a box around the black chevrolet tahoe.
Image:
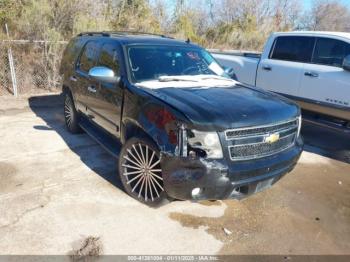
[60,32,303,206]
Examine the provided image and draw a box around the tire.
[118,137,169,206]
[64,92,82,134]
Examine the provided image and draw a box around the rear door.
[300,37,350,110]
[256,36,315,97]
[88,41,123,137]
[74,40,100,117]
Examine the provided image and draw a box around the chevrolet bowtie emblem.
[265,133,280,144]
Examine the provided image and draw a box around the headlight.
[297,115,302,138]
[187,130,223,159]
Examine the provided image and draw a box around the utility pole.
[5,23,18,97]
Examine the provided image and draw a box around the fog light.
[191,187,201,197]
[189,150,196,159]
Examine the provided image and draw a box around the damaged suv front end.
[123,43,303,202]
[161,116,303,201]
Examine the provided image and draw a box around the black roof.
[77,31,198,47]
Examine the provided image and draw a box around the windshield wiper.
[195,75,234,81]
[158,76,198,82]
[158,75,234,82]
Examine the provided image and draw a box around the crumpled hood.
[141,84,299,130]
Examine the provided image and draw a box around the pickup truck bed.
[211,50,261,86]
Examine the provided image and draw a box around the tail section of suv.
[60,32,303,206]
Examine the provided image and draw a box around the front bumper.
[161,137,303,200]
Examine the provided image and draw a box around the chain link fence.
[0,43,11,96]
[0,40,67,96]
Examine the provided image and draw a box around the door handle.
[262,65,272,71]
[70,76,77,82]
[304,72,318,77]
[87,86,97,93]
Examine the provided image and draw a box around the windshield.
[127,45,227,83]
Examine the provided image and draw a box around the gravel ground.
[0,94,349,255]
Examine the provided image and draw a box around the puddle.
[169,156,350,254]
[169,198,263,243]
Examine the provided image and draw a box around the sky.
[149,0,350,19]
[303,0,350,10]
[151,0,350,12]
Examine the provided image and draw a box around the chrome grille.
[229,134,295,160]
[225,118,298,161]
[225,119,298,140]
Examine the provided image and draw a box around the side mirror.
[343,55,350,71]
[223,66,237,80]
[88,66,119,84]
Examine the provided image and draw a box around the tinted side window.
[60,38,85,74]
[312,38,350,67]
[78,41,99,72]
[270,36,315,63]
[98,43,120,75]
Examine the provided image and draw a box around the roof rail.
[107,31,172,38]
[77,32,110,37]
[77,31,173,39]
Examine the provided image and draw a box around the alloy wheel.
[64,95,73,129]
[121,143,164,202]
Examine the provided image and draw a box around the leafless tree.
[308,0,350,31]
[212,0,300,30]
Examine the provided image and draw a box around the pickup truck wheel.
[64,92,82,134]
[119,137,168,206]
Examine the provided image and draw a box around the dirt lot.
[0,94,349,255]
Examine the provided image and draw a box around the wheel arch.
[62,85,71,95]
[62,85,79,107]
[121,119,159,148]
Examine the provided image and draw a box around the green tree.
[111,0,161,33]
[0,0,25,38]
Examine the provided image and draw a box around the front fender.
[121,88,189,155]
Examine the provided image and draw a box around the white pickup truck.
[212,31,350,129]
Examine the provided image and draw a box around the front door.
[88,41,123,137]
[74,40,100,116]
[256,36,315,97]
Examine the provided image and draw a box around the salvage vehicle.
[212,31,350,131]
[60,32,303,206]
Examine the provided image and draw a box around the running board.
[79,117,122,158]
[303,115,350,134]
